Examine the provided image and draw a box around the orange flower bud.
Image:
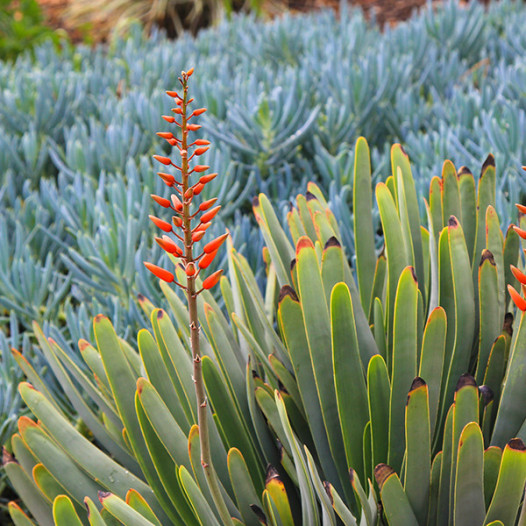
[149,215,172,232]
[158,172,175,186]
[192,230,206,242]
[202,269,223,289]
[173,216,183,228]
[179,149,188,157]
[508,284,526,311]
[172,107,183,115]
[151,194,171,208]
[184,188,194,200]
[203,233,228,254]
[176,99,183,106]
[166,90,179,98]
[511,265,526,285]
[194,147,210,156]
[193,165,209,173]
[168,139,178,146]
[144,262,174,283]
[199,173,217,184]
[186,263,196,276]
[196,221,212,232]
[192,108,207,117]
[194,139,210,146]
[199,198,218,211]
[193,183,205,195]
[188,98,194,103]
[187,67,194,77]
[514,226,526,239]
[156,236,182,256]
[156,132,174,140]
[162,115,175,123]
[200,205,221,223]
[153,155,172,166]
[516,203,526,214]
[198,249,218,269]
[171,195,183,211]
[187,124,202,131]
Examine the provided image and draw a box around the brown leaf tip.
[399,144,408,157]
[137,293,145,303]
[374,463,394,490]
[84,499,90,515]
[348,468,354,483]
[480,249,495,266]
[481,154,496,174]
[455,373,477,392]
[503,312,514,336]
[306,191,317,201]
[2,447,15,466]
[508,438,526,451]
[478,385,494,405]
[410,266,418,283]
[457,166,472,177]
[265,464,280,484]
[290,258,296,272]
[278,285,299,304]
[448,216,459,228]
[410,377,426,391]
[250,504,268,524]
[98,491,111,502]
[94,314,106,324]
[78,339,90,352]
[157,309,165,319]
[324,236,341,250]
[323,481,333,504]
[252,195,260,208]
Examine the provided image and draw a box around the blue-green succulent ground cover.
[0,0,526,457]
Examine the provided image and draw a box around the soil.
[37,0,468,43]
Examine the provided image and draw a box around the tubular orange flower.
[157,172,175,186]
[144,262,174,283]
[173,216,183,228]
[151,194,171,208]
[187,124,201,131]
[516,203,526,214]
[159,235,182,256]
[203,233,229,254]
[193,165,209,173]
[195,221,212,232]
[513,226,526,239]
[198,249,218,269]
[186,67,194,76]
[200,206,221,223]
[192,230,206,242]
[192,108,207,117]
[199,173,217,184]
[153,155,172,166]
[511,265,526,285]
[171,194,183,212]
[186,263,196,276]
[194,147,210,156]
[193,183,205,195]
[508,284,526,311]
[166,90,179,98]
[202,269,223,289]
[194,139,210,146]
[162,115,175,123]
[199,198,218,211]
[156,132,174,140]
[149,215,172,232]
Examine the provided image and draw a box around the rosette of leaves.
[4,137,526,525]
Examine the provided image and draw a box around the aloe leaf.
[475,250,500,385]
[331,282,369,481]
[275,392,319,526]
[391,144,425,303]
[372,298,387,359]
[437,405,455,525]
[277,287,337,486]
[84,497,108,526]
[126,489,164,526]
[375,464,419,526]
[405,378,431,525]
[150,309,196,424]
[429,176,443,242]
[304,447,337,526]
[424,199,439,313]
[98,492,157,526]
[363,422,372,488]
[517,486,526,526]
[458,167,477,263]
[353,137,376,314]
[369,254,387,323]
[8,502,38,526]
[484,438,526,525]
[312,209,337,246]
[485,206,505,326]
[454,422,485,526]
[264,466,295,526]
[287,207,307,246]
[295,236,348,490]
[428,451,442,526]
[349,468,373,526]
[52,495,84,526]
[503,225,520,307]
[17,383,160,515]
[11,433,38,479]
[419,307,446,438]
[483,446,502,509]
[482,336,507,412]
[296,194,318,243]
[3,450,53,526]
[93,316,171,522]
[18,417,102,506]
[324,482,357,526]
[441,161,462,230]
[137,327,190,433]
[367,354,390,471]
[269,354,304,419]
[321,238,345,305]
[492,312,526,446]
[135,390,188,524]
[202,356,264,489]
[389,266,418,471]
[442,217,475,411]
[253,193,293,287]
[32,463,67,503]
[77,340,112,398]
[376,182,411,359]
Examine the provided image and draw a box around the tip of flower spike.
[508,284,526,311]
[187,67,194,77]
[202,269,223,290]
[144,262,175,283]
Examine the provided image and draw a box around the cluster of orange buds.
[144,68,227,293]
[509,183,526,312]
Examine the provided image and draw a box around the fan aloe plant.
[3,71,526,525]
